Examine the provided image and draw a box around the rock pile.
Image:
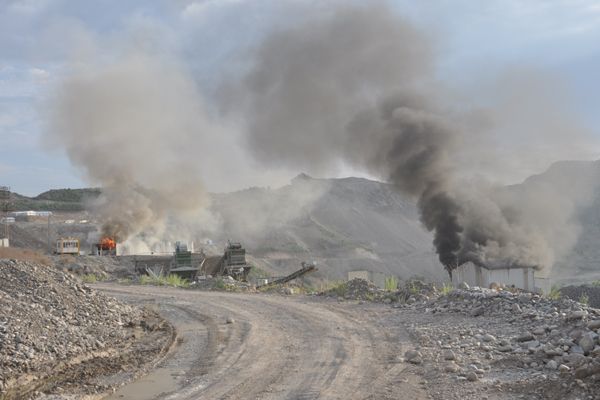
[321,278,437,304]
[398,287,600,399]
[191,275,255,292]
[0,259,163,397]
[320,278,386,302]
[560,285,600,308]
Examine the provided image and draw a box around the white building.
[452,262,543,292]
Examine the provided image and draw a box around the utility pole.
[47,213,51,254]
[0,186,10,247]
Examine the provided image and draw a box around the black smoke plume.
[226,2,594,275]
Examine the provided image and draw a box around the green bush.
[384,276,398,291]
[139,274,189,288]
[214,278,226,290]
[164,274,190,288]
[81,274,98,284]
[407,281,419,295]
[579,293,589,305]
[247,265,270,280]
[440,283,454,295]
[324,281,348,297]
[548,285,561,300]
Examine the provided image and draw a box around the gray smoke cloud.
[227,2,597,275]
[46,53,213,247]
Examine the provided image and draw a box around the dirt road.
[95,284,427,400]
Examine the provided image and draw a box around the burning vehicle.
[93,237,117,256]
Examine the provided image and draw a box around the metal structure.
[0,186,11,245]
[55,238,80,255]
[200,241,252,281]
[257,262,317,288]
[219,241,251,280]
[169,242,199,279]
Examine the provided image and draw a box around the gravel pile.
[0,259,159,397]
[52,255,131,280]
[398,287,600,399]
[320,278,384,301]
[321,278,437,304]
[191,275,255,292]
[561,285,600,308]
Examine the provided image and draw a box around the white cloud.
[7,0,55,15]
[29,67,50,82]
[180,0,245,21]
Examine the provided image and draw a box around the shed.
[452,262,536,291]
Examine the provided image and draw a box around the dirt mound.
[0,259,172,399]
[560,285,600,308]
[321,278,437,304]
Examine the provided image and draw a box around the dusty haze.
[226,2,599,274]
[44,2,598,274]
[46,54,213,248]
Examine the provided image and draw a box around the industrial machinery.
[55,238,80,255]
[201,241,252,281]
[169,241,199,280]
[256,261,317,288]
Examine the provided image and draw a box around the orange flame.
[99,237,116,250]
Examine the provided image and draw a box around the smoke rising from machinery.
[45,2,598,273]
[47,54,213,248]
[46,51,325,252]
[229,3,598,274]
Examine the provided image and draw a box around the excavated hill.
[9,160,600,283]
[209,174,440,281]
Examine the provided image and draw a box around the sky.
[1,0,600,196]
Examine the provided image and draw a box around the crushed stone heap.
[0,259,165,397]
[400,287,600,399]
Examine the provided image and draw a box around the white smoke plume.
[47,53,215,249]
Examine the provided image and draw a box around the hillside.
[8,161,600,283]
[2,188,100,212]
[208,174,440,281]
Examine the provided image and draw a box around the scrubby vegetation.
[247,265,271,280]
[34,188,101,202]
[548,284,562,300]
[8,188,101,211]
[440,282,454,295]
[81,274,99,284]
[384,276,398,291]
[139,273,190,288]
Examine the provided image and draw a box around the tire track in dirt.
[96,285,428,400]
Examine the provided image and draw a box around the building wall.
[452,262,483,287]
[348,270,372,282]
[0,238,8,247]
[534,276,551,294]
[453,262,535,291]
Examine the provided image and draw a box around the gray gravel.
[0,259,153,396]
[396,287,600,399]
[560,285,600,308]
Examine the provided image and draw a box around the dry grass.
[0,247,52,265]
